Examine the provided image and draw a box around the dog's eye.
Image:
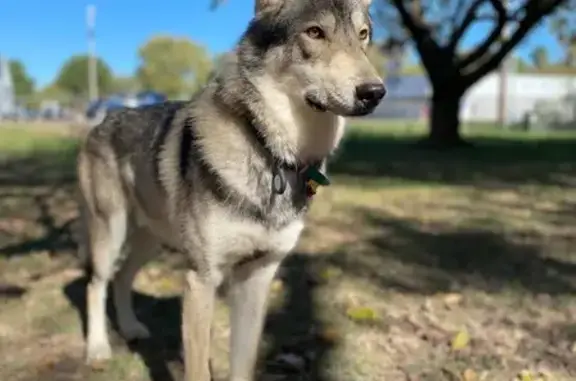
[359,29,369,41]
[305,26,325,40]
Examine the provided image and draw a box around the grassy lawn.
[0,121,575,381]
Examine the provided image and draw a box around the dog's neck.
[233,73,346,167]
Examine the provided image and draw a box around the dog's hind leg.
[85,209,127,363]
[79,150,129,363]
[113,227,159,340]
[228,260,281,381]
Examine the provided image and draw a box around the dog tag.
[303,166,330,199]
[272,166,287,194]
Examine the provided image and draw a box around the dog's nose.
[355,82,386,103]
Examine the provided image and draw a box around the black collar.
[243,117,302,195]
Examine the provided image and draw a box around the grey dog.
[77,0,385,379]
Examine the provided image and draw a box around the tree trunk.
[420,91,470,149]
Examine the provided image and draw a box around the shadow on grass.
[331,132,576,186]
[326,207,576,298]
[0,147,78,260]
[62,254,334,381]
[0,147,77,187]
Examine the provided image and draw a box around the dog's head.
[238,0,385,117]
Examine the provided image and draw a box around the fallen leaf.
[318,326,340,344]
[451,329,470,351]
[443,292,463,307]
[462,368,478,381]
[88,360,108,372]
[319,266,342,282]
[155,276,180,292]
[270,279,284,293]
[345,306,379,322]
[517,370,536,381]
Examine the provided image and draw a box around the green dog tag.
[304,166,330,186]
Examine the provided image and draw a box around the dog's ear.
[254,0,284,15]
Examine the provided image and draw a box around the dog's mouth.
[304,93,381,116]
[305,95,327,112]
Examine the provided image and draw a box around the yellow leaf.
[443,292,463,306]
[319,266,342,281]
[346,306,378,322]
[518,370,534,381]
[450,329,470,351]
[462,368,478,381]
[156,276,180,292]
[270,279,284,293]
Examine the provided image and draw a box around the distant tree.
[8,60,35,98]
[55,55,114,98]
[530,46,549,69]
[111,75,140,94]
[136,35,213,99]
[25,84,73,110]
[548,1,576,66]
[513,56,531,72]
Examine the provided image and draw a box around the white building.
[0,55,16,118]
[461,72,576,124]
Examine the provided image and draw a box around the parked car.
[85,91,167,121]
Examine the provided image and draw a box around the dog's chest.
[209,204,306,264]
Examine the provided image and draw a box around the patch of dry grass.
[0,123,575,381]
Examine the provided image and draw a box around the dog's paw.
[119,321,151,341]
[85,341,112,367]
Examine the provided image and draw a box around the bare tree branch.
[463,0,567,86]
[390,0,445,74]
[390,0,430,46]
[448,0,485,51]
[458,0,507,70]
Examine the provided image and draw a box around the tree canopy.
[9,60,35,98]
[136,35,213,99]
[55,55,114,98]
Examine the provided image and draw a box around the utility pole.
[87,5,98,102]
[497,0,511,128]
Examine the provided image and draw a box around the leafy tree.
[549,4,576,66]
[372,0,569,146]
[530,46,549,69]
[136,35,213,99]
[55,55,114,98]
[111,75,141,94]
[9,59,35,98]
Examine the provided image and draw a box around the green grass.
[0,125,78,157]
[0,121,575,381]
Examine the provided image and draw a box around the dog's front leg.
[228,260,281,381]
[182,269,216,381]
